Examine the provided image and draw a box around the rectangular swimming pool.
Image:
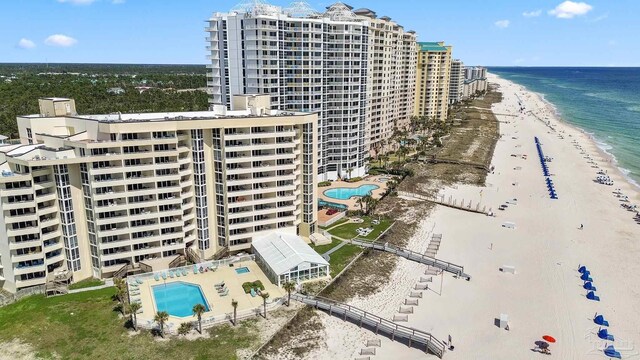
[152,281,209,317]
[235,266,250,275]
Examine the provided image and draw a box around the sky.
[2,0,639,66]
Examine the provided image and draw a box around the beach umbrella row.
[578,265,622,358]
[534,137,557,199]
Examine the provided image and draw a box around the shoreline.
[490,72,640,191]
[289,73,640,360]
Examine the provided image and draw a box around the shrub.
[241,280,265,294]
[345,177,362,183]
[326,209,338,215]
[318,181,332,187]
[178,322,192,335]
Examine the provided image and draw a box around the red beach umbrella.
[542,335,556,343]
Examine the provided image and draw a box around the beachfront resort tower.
[207,1,368,181]
[449,59,464,104]
[414,41,452,121]
[352,7,417,156]
[0,96,317,293]
[206,2,416,179]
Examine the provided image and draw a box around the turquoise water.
[490,67,640,186]
[153,282,209,317]
[324,184,379,200]
[318,199,348,209]
[235,267,250,274]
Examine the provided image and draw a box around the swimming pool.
[152,282,209,317]
[323,184,379,200]
[235,266,250,274]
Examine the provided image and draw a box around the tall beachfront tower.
[0,96,317,293]
[352,8,417,156]
[449,59,464,104]
[414,41,452,121]
[206,1,369,181]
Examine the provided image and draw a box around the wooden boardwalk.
[398,190,490,216]
[345,238,471,280]
[292,294,447,358]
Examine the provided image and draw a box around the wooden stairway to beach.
[292,294,447,358]
[346,238,471,280]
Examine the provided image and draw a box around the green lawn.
[68,278,105,290]
[327,216,393,241]
[326,244,362,277]
[311,239,341,255]
[318,217,349,230]
[0,287,260,360]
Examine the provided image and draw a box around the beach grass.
[67,277,105,290]
[0,287,260,360]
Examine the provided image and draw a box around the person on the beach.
[580,224,584,230]
[448,334,453,350]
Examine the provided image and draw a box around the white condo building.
[0,96,317,293]
[206,1,417,180]
[449,59,464,104]
[352,8,417,155]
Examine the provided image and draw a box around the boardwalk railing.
[292,294,446,358]
[346,238,471,280]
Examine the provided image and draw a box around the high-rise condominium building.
[414,41,452,121]
[0,95,317,293]
[352,8,417,155]
[449,59,464,104]
[464,66,487,81]
[206,1,417,179]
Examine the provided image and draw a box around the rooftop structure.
[252,232,329,286]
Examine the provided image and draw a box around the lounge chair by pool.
[220,288,229,296]
[136,278,143,284]
[154,274,160,281]
[194,265,198,274]
[176,271,181,277]
[169,271,175,278]
[250,288,256,297]
[182,268,187,276]
[161,272,167,280]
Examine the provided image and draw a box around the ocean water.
[489,67,640,186]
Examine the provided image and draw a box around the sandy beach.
[303,74,640,360]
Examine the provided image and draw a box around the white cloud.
[44,34,78,47]
[17,38,36,49]
[523,10,542,17]
[548,1,593,19]
[494,20,510,29]
[57,0,96,4]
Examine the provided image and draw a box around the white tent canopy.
[252,232,329,286]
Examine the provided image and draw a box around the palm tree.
[283,281,295,307]
[260,292,270,319]
[154,311,169,338]
[368,199,379,215]
[231,299,238,326]
[192,303,206,334]
[346,167,353,180]
[128,302,141,331]
[361,195,373,214]
[355,197,364,213]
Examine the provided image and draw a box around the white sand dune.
[306,74,640,360]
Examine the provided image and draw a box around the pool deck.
[318,175,389,210]
[134,261,284,327]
